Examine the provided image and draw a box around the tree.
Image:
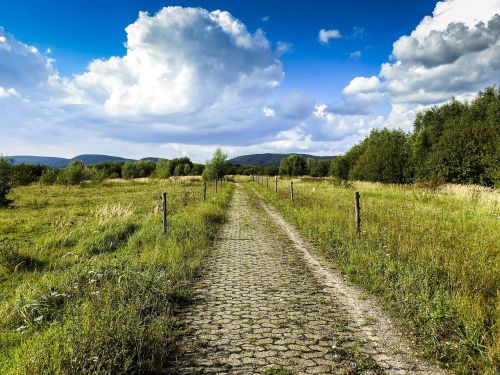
[0,157,13,207]
[279,155,307,177]
[203,148,227,180]
[12,163,47,186]
[349,129,413,183]
[307,159,330,177]
[329,143,366,180]
[57,160,85,186]
[411,87,499,186]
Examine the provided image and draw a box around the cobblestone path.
[170,186,447,374]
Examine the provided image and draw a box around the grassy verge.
[0,178,233,373]
[248,178,499,374]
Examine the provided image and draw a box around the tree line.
[330,86,499,187]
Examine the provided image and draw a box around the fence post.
[354,192,361,235]
[275,176,278,192]
[202,182,206,201]
[162,192,167,234]
[290,180,294,202]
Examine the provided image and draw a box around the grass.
[249,177,499,374]
[0,178,233,373]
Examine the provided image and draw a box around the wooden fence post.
[275,176,278,192]
[290,180,294,202]
[202,182,206,201]
[354,192,361,235]
[162,192,167,234]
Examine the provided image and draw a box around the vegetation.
[0,178,234,373]
[250,178,499,374]
[203,148,228,180]
[121,160,156,179]
[331,87,500,187]
[279,154,308,177]
[154,157,204,178]
[0,157,14,207]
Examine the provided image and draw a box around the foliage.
[348,129,413,183]
[11,163,47,186]
[331,86,500,187]
[121,160,156,179]
[203,148,227,180]
[0,157,13,207]
[307,158,329,177]
[56,160,85,186]
[279,155,307,177]
[412,87,499,186]
[154,157,194,178]
[251,179,499,374]
[39,169,59,185]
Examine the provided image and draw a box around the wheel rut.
[170,185,448,374]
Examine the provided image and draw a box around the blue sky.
[0,0,499,160]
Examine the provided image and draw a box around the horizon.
[1,0,499,161]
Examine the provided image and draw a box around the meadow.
[0,178,233,373]
[250,177,499,374]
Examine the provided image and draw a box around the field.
[0,178,233,373]
[250,177,499,374]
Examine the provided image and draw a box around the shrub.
[0,157,13,207]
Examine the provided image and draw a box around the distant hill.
[227,153,337,166]
[7,156,71,168]
[8,154,146,168]
[70,154,133,165]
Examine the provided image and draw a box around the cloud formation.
[318,28,342,44]
[337,0,500,128]
[1,1,500,160]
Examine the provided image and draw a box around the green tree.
[203,148,227,180]
[12,163,47,186]
[348,129,413,183]
[279,155,307,177]
[57,160,85,186]
[307,159,330,177]
[39,169,59,185]
[0,157,13,207]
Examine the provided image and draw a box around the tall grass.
[250,178,499,374]
[0,178,233,373]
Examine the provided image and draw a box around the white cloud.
[262,106,276,117]
[68,7,283,119]
[343,76,381,95]
[340,0,500,129]
[318,28,342,44]
[0,86,19,98]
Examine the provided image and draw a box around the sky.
[0,0,499,162]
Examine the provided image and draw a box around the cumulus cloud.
[0,26,60,100]
[318,28,342,44]
[339,0,500,128]
[68,7,283,118]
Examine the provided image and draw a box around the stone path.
[170,185,447,374]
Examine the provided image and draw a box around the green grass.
[0,177,234,373]
[249,178,499,374]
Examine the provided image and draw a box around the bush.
[12,163,47,186]
[56,161,85,186]
[39,169,59,185]
[0,157,13,207]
